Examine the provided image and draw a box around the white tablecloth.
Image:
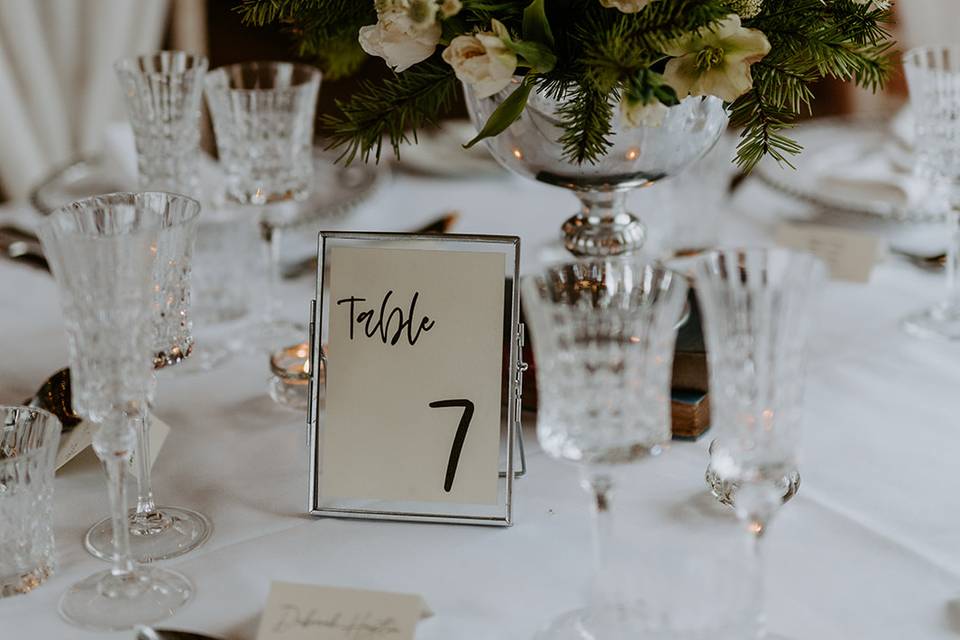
[1,169,958,639]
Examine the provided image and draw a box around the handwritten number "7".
[428,399,475,492]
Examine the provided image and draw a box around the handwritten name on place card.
[775,222,884,283]
[257,582,430,640]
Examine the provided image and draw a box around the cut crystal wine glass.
[39,193,193,630]
[522,259,688,638]
[82,192,211,563]
[115,51,208,194]
[204,61,321,346]
[116,50,238,373]
[692,248,826,638]
[901,45,960,340]
[0,406,61,597]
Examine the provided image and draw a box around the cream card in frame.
[308,232,522,525]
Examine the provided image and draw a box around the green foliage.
[321,58,458,163]
[556,83,614,164]
[730,0,894,170]
[235,0,375,80]
[238,0,895,168]
[464,77,536,148]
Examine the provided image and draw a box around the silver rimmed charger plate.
[29,148,383,222]
[755,113,942,224]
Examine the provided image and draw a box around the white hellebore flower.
[358,7,441,72]
[598,0,655,13]
[442,32,518,99]
[621,97,669,128]
[663,14,771,103]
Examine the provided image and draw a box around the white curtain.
[898,0,960,49]
[0,0,169,201]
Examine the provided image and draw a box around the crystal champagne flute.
[522,259,688,638]
[693,248,826,639]
[901,45,960,340]
[81,192,210,562]
[39,193,194,630]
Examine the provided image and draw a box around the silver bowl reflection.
[464,79,728,256]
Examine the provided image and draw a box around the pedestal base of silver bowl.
[561,211,646,257]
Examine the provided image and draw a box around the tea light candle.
[268,342,317,410]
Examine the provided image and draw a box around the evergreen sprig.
[238,0,895,169]
[731,0,894,170]
[321,58,458,163]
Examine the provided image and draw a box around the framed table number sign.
[307,232,524,526]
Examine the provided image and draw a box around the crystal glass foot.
[84,506,212,563]
[59,566,192,631]
[465,80,727,257]
[901,302,960,340]
[534,604,652,640]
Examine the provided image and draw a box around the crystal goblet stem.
[582,468,625,606]
[260,218,286,331]
[61,413,192,630]
[85,378,212,563]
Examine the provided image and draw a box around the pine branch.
[556,83,615,164]
[731,0,894,169]
[729,82,803,171]
[321,58,458,163]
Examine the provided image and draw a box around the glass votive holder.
[0,406,62,597]
[268,342,316,411]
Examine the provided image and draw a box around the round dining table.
[0,149,957,640]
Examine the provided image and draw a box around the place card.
[256,582,430,640]
[775,222,884,283]
[309,232,523,526]
[56,415,169,477]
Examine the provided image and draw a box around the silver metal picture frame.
[307,231,525,526]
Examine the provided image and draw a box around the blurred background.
[0,0,950,204]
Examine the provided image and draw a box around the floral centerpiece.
[239,0,894,170]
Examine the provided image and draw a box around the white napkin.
[816,139,928,210]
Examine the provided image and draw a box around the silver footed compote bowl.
[464,79,728,257]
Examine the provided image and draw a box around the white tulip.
[442,33,518,99]
[358,8,441,72]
